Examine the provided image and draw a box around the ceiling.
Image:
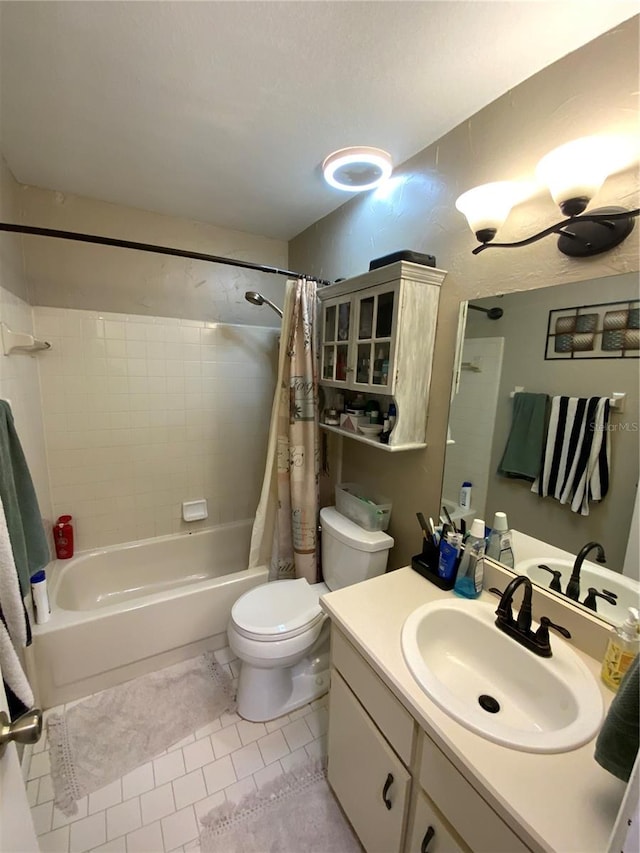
[0,1,637,241]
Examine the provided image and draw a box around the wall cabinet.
[318,261,446,451]
[327,626,532,853]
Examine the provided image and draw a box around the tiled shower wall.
[33,307,279,550]
[0,287,53,530]
[442,337,504,517]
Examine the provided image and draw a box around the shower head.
[468,304,504,320]
[244,291,283,318]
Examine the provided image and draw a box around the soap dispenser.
[600,607,640,691]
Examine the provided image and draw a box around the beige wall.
[290,19,640,569]
[16,184,289,326]
[463,273,639,571]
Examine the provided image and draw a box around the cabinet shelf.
[319,422,427,452]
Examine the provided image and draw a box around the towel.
[532,396,610,516]
[0,492,34,716]
[595,654,639,783]
[497,392,549,481]
[0,400,50,595]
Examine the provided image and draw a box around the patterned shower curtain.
[249,278,320,583]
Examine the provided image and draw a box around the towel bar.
[509,387,626,413]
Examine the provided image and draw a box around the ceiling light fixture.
[322,146,393,192]
[456,135,639,256]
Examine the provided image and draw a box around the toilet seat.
[231,578,328,642]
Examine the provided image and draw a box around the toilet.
[228,506,394,722]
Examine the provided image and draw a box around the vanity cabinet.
[327,626,532,853]
[318,261,446,450]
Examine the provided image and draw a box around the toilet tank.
[320,506,394,591]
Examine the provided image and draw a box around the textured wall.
[290,19,640,569]
[16,185,290,325]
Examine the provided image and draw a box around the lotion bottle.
[601,607,640,691]
[459,482,472,510]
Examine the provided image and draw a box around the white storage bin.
[335,483,392,532]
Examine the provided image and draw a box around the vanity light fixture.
[456,135,639,256]
[322,146,393,192]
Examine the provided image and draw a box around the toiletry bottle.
[486,512,514,568]
[53,514,74,559]
[30,570,51,625]
[453,518,486,599]
[601,607,640,691]
[459,482,472,510]
[438,531,462,583]
[388,402,397,429]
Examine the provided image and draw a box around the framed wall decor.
[545,299,640,360]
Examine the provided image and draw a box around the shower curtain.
[249,278,319,583]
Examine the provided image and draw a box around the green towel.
[498,392,549,481]
[594,654,639,783]
[0,401,50,596]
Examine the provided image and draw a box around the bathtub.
[27,520,268,709]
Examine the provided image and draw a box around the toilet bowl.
[229,506,393,722]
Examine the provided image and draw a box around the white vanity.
[321,566,627,853]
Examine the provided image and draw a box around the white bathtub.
[27,521,268,708]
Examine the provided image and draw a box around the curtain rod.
[0,223,333,286]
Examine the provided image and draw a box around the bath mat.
[48,652,235,816]
[199,757,362,853]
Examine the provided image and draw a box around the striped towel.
[532,396,610,516]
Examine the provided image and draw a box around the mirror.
[442,271,639,626]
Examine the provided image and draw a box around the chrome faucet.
[494,575,571,657]
[566,542,607,601]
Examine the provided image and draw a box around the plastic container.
[335,483,392,532]
[601,607,640,691]
[453,518,486,599]
[53,514,74,559]
[459,482,472,510]
[30,570,51,625]
[486,511,514,568]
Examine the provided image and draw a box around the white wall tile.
[33,307,278,550]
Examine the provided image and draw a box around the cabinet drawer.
[418,733,530,853]
[405,788,470,853]
[331,628,415,764]
[328,669,411,853]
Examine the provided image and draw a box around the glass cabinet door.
[354,287,396,389]
[322,298,351,383]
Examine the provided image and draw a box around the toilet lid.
[231,578,325,641]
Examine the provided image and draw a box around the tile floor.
[24,647,329,853]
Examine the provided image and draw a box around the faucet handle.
[535,616,571,651]
[582,588,617,611]
[537,565,563,593]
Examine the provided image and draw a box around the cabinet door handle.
[421,825,435,852]
[382,772,394,810]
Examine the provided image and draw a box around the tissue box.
[339,413,369,432]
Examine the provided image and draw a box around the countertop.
[320,566,627,853]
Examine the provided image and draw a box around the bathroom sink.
[401,599,603,753]
[517,558,640,625]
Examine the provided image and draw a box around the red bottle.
[53,515,74,559]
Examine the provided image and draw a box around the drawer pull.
[382,772,394,810]
[421,825,435,852]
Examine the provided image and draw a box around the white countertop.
[320,567,627,853]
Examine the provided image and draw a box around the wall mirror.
[442,271,639,626]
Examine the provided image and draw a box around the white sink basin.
[401,599,603,753]
[517,558,640,626]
